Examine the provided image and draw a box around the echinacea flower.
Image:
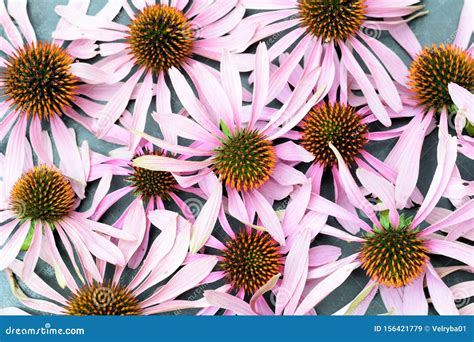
[235,0,427,126]
[305,122,474,315]
[85,142,208,268]
[277,96,430,234]
[376,0,474,202]
[0,120,134,283]
[133,43,326,253]
[52,0,253,146]
[203,259,359,316]
[2,209,218,315]
[0,0,127,144]
[186,179,350,316]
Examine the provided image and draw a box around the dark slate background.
[0,0,473,315]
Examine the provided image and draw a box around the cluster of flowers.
[0,0,473,316]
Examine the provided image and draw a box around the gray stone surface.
[0,0,473,315]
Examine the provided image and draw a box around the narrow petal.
[425,263,458,315]
[295,262,359,315]
[189,178,222,253]
[204,290,256,315]
[402,275,428,315]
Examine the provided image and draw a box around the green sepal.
[219,119,232,139]
[20,222,35,251]
[379,210,390,230]
[465,121,474,137]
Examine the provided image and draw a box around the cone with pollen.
[298,0,366,42]
[1,42,78,120]
[128,150,178,201]
[9,165,75,223]
[128,4,194,73]
[213,128,276,191]
[359,221,429,288]
[300,102,368,168]
[221,231,283,294]
[64,283,142,316]
[409,44,474,112]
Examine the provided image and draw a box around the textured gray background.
[0,0,473,315]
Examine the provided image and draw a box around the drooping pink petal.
[308,195,373,233]
[402,274,428,315]
[275,228,311,314]
[295,262,359,315]
[204,290,256,315]
[330,143,381,229]
[356,168,399,227]
[425,239,474,267]
[133,155,212,173]
[308,245,342,267]
[144,256,218,306]
[0,221,30,270]
[454,0,474,49]
[425,263,458,315]
[189,177,222,253]
[248,43,270,129]
[245,190,285,245]
[117,198,147,263]
[340,43,391,126]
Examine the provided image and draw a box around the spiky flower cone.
[128,4,194,73]
[221,231,283,294]
[298,0,366,42]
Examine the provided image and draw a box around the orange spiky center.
[213,128,276,191]
[128,4,194,73]
[221,231,283,294]
[1,42,77,120]
[359,219,429,288]
[128,150,178,201]
[300,102,368,168]
[409,44,474,112]
[64,282,142,316]
[9,165,75,223]
[298,0,366,42]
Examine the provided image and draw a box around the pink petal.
[0,221,30,270]
[246,190,285,245]
[380,286,403,314]
[145,256,218,305]
[425,263,458,315]
[275,228,311,314]
[356,168,399,227]
[94,69,143,138]
[425,239,474,267]
[189,178,222,253]
[249,43,270,129]
[454,0,474,49]
[309,245,342,267]
[308,195,373,233]
[204,290,256,315]
[295,262,359,315]
[402,275,428,315]
[117,198,147,263]
[274,141,314,163]
[330,143,381,229]
[420,200,474,237]
[340,43,391,126]
[411,121,458,227]
[133,155,212,173]
[22,221,43,279]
